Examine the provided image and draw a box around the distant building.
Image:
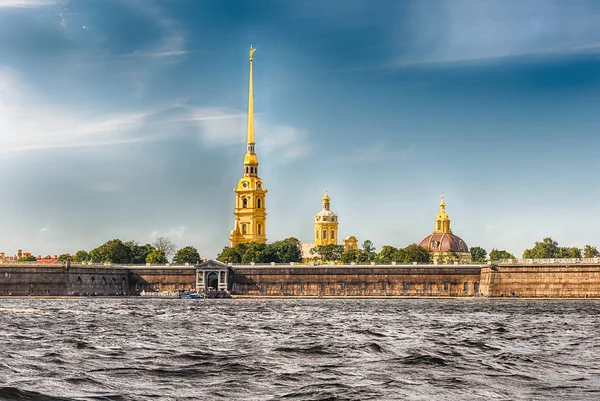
[0,250,34,262]
[419,194,471,263]
[301,190,357,262]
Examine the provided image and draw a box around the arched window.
[245,167,249,174]
[111,277,117,286]
[121,277,127,286]
[437,222,441,230]
[331,230,335,240]
[102,277,107,286]
[76,276,82,285]
[90,276,96,286]
[250,167,254,174]
[258,224,262,235]
[463,282,469,292]
[242,198,248,208]
[257,198,261,208]
[323,230,327,240]
[242,224,247,234]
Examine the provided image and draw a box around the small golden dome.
[244,153,258,165]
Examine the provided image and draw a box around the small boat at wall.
[179,292,204,299]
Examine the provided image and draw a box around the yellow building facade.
[314,190,339,246]
[229,46,267,247]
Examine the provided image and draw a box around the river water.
[0,298,599,400]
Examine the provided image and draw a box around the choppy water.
[0,299,599,401]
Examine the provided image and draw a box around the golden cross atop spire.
[249,44,256,60]
[325,185,328,195]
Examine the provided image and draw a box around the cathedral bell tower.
[314,189,339,246]
[230,46,267,247]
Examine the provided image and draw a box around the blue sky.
[1,0,600,259]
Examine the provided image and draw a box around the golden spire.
[322,186,331,210]
[434,192,451,233]
[247,45,256,148]
[439,192,446,213]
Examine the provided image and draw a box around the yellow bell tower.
[434,193,451,233]
[229,45,267,247]
[314,188,339,246]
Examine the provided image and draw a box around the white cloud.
[149,227,186,241]
[188,107,309,162]
[0,68,309,159]
[167,226,186,240]
[393,0,600,66]
[40,227,50,232]
[0,0,55,8]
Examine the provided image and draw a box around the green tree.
[583,245,600,258]
[359,240,376,263]
[173,246,201,264]
[89,239,131,263]
[557,247,582,258]
[341,249,359,263]
[126,241,155,264]
[146,249,168,264]
[241,243,270,263]
[267,237,303,263]
[73,250,90,263]
[523,237,559,259]
[489,249,515,262]
[470,246,487,263]
[401,244,431,263]
[19,255,37,262]
[310,244,344,262]
[376,245,400,264]
[57,254,71,262]
[217,246,243,263]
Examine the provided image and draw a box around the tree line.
[23,237,203,265]
[216,238,432,264]
[16,235,600,265]
[469,237,600,262]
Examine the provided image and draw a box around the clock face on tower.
[242,182,248,188]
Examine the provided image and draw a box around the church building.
[419,194,471,263]
[229,46,267,247]
[301,189,359,261]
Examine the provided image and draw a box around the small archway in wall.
[207,272,219,290]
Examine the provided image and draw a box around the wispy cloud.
[0,0,56,8]
[150,226,186,241]
[0,68,309,159]
[391,0,600,66]
[187,108,309,162]
[40,227,50,232]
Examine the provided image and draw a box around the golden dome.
[244,153,258,165]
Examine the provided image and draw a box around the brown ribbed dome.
[419,232,469,253]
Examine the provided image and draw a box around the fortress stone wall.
[482,262,600,298]
[2,260,600,298]
[0,264,129,296]
[230,265,482,296]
